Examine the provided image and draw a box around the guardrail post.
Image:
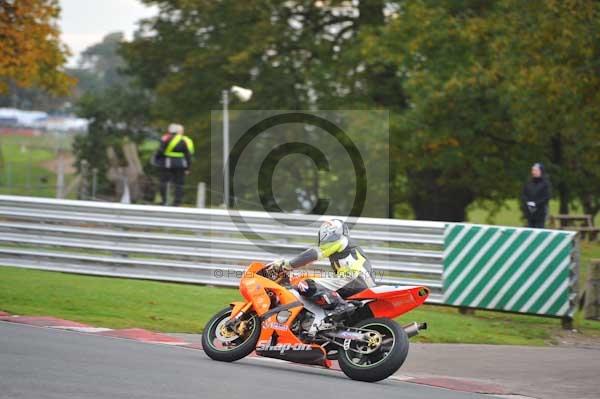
[562,235,581,329]
[584,259,600,321]
[79,160,90,200]
[120,174,131,204]
[5,161,12,192]
[26,149,32,190]
[56,152,64,199]
[91,168,98,200]
[561,317,573,330]
[166,181,171,206]
[197,182,206,208]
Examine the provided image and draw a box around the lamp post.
[222,85,253,208]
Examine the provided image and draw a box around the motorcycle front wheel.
[201,307,261,362]
[338,318,409,382]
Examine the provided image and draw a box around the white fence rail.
[0,195,445,303]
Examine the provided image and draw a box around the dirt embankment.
[38,154,77,175]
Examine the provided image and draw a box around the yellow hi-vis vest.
[164,134,195,158]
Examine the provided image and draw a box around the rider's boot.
[315,291,355,320]
[310,291,355,333]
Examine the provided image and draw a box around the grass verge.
[1,266,599,346]
[468,199,600,227]
[0,134,74,197]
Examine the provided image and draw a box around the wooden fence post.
[584,259,600,320]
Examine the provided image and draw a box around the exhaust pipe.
[403,322,427,338]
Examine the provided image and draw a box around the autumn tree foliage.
[0,0,74,95]
[363,0,600,220]
[79,0,600,220]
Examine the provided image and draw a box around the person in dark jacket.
[521,162,551,228]
[156,123,195,206]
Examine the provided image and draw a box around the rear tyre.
[338,318,409,382]
[201,307,261,362]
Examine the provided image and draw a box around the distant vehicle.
[0,108,88,132]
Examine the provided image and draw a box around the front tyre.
[201,307,261,362]
[338,318,409,382]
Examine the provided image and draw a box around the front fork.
[225,302,253,333]
[229,301,252,320]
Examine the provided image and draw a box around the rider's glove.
[526,201,536,213]
[271,258,291,272]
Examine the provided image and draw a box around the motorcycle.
[202,261,429,382]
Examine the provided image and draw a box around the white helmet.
[318,219,349,256]
[168,123,184,134]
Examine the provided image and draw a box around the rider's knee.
[295,279,318,297]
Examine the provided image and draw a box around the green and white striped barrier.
[443,224,578,318]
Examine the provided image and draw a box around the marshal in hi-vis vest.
[160,134,195,169]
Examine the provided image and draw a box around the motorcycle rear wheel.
[202,307,261,362]
[338,318,409,382]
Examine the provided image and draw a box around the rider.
[271,219,376,322]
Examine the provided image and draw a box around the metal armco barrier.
[0,195,580,319]
[444,224,579,318]
[0,195,445,303]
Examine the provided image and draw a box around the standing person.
[156,123,194,206]
[521,162,551,228]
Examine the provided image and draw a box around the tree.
[0,82,67,110]
[121,0,397,213]
[69,32,129,95]
[363,0,600,221]
[71,33,154,198]
[488,0,600,216]
[358,1,525,221]
[0,0,74,95]
[119,0,600,220]
[73,85,153,196]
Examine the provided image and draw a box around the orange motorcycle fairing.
[205,261,430,382]
[206,260,429,379]
[257,311,330,367]
[235,262,330,367]
[291,272,430,320]
[239,277,271,316]
[348,285,429,319]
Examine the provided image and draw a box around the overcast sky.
[59,0,158,66]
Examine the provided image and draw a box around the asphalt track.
[0,322,493,399]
